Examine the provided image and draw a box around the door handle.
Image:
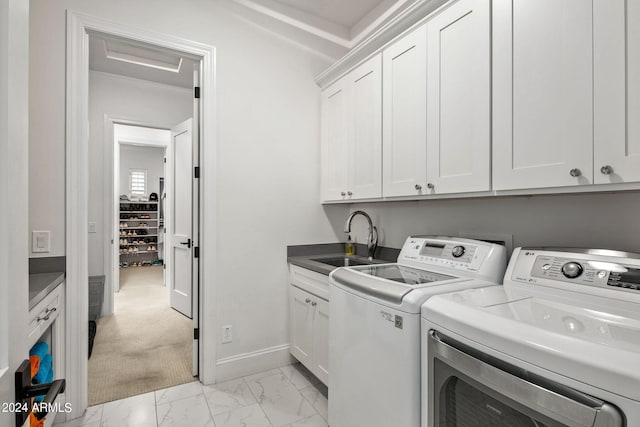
[180,238,191,248]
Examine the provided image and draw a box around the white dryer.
[329,236,507,427]
[421,247,640,426]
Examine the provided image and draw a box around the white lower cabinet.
[311,297,329,383]
[290,285,314,367]
[288,265,329,385]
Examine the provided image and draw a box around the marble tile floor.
[54,363,328,427]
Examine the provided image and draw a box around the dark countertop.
[287,242,399,276]
[288,253,392,276]
[29,272,65,310]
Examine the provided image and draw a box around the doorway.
[88,122,196,405]
[82,30,202,406]
[67,12,216,418]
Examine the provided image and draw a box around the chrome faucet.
[344,210,378,260]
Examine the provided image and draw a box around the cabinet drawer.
[28,288,61,348]
[289,264,330,301]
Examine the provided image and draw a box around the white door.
[594,0,640,184]
[492,0,593,190]
[426,0,490,194]
[382,24,428,197]
[348,53,382,200]
[321,80,349,201]
[169,119,193,318]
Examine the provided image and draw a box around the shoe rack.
[118,201,162,268]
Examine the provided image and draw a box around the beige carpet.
[88,266,194,405]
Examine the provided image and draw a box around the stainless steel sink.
[311,256,372,267]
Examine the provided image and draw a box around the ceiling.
[88,1,416,85]
[89,33,197,89]
[233,0,416,48]
[273,0,386,28]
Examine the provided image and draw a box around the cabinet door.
[493,0,593,190]
[289,286,313,366]
[383,25,428,197]
[426,0,490,194]
[347,54,382,200]
[594,0,640,184]
[311,297,329,385]
[321,80,349,201]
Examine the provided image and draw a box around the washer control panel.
[397,236,507,284]
[517,251,640,292]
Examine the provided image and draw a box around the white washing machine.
[421,247,640,427]
[328,236,507,427]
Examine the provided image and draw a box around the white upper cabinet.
[382,25,428,197]
[492,0,594,190]
[321,54,382,202]
[426,0,490,194]
[594,0,640,184]
[348,55,383,199]
[321,80,349,201]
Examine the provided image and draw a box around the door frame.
[108,119,171,300]
[66,10,218,418]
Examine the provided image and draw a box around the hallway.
[88,266,193,405]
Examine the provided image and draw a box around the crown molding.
[314,0,449,88]
[232,0,352,47]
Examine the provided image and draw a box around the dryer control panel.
[509,248,640,296]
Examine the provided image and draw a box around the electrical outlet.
[222,325,233,344]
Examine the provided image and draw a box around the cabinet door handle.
[570,168,581,177]
[347,191,353,196]
[45,307,57,315]
[305,298,311,304]
[311,301,317,307]
[427,183,435,190]
[414,184,422,191]
[340,192,346,196]
[600,165,614,175]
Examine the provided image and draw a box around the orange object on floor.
[29,355,40,378]
[29,411,45,427]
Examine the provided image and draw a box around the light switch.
[88,222,97,233]
[32,231,51,253]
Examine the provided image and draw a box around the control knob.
[451,245,465,258]
[561,262,583,279]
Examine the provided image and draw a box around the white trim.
[321,181,640,205]
[67,10,218,419]
[232,0,351,47]
[215,344,294,382]
[350,0,416,44]
[111,121,170,303]
[314,0,449,88]
[91,69,192,93]
[103,115,173,314]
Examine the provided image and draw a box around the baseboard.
[215,344,294,383]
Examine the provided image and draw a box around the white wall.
[119,145,165,196]
[0,0,29,420]
[347,192,640,255]
[30,0,348,381]
[87,71,191,275]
